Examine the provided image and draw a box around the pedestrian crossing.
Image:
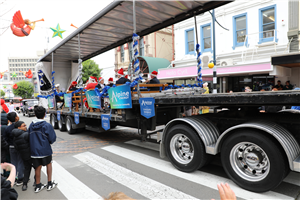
[33,139,300,200]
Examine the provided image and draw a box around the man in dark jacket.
[116,68,130,84]
[28,106,57,193]
[12,121,31,191]
[147,71,160,91]
[4,112,24,186]
[1,106,9,163]
[1,163,18,200]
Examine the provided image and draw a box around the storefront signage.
[74,112,79,124]
[108,85,132,109]
[64,93,72,108]
[101,114,110,130]
[158,66,196,79]
[86,90,101,109]
[139,97,155,119]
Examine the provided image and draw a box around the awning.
[38,1,232,63]
[271,52,300,67]
[138,56,171,74]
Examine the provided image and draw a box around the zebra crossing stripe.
[42,161,102,200]
[74,152,197,200]
[103,145,294,200]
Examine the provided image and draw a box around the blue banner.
[57,111,60,121]
[47,96,54,108]
[86,90,101,109]
[108,84,132,109]
[139,98,155,119]
[64,93,72,108]
[101,114,110,131]
[74,112,79,124]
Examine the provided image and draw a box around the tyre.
[23,112,25,116]
[165,124,209,172]
[221,129,289,193]
[58,115,66,131]
[50,114,58,129]
[66,116,76,134]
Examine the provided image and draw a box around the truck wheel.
[58,115,66,131]
[66,116,76,134]
[221,129,289,193]
[50,114,58,129]
[165,124,208,172]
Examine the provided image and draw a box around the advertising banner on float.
[101,114,110,130]
[139,98,155,119]
[86,90,101,109]
[108,85,132,109]
[64,93,72,108]
[47,96,55,108]
[74,112,80,124]
[57,111,60,121]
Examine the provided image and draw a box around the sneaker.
[15,180,23,186]
[22,184,28,191]
[34,183,45,193]
[46,181,58,191]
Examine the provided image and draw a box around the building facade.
[158,0,298,92]
[114,27,174,79]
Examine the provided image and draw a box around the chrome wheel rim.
[51,115,55,127]
[230,142,270,182]
[58,117,63,128]
[66,118,71,131]
[170,134,194,164]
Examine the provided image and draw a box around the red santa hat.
[150,71,158,77]
[0,99,9,113]
[71,81,77,85]
[124,75,128,79]
[117,68,124,76]
[98,77,103,82]
[108,77,114,83]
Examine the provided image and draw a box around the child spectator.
[1,163,18,200]
[4,112,24,186]
[28,106,57,193]
[12,121,32,191]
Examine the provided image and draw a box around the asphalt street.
[12,114,300,200]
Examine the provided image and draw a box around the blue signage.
[64,93,72,108]
[57,111,60,121]
[74,112,79,124]
[108,84,132,109]
[101,114,110,131]
[139,98,155,119]
[86,90,101,109]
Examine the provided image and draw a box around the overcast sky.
[0,0,115,72]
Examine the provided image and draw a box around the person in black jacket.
[146,71,160,91]
[107,77,114,88]
[116,68,130,84]
[1,163,18,200]
[1,106,9,163]
[12,121,32,191]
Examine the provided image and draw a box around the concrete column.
[288,0,299,52]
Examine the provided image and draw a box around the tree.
[82,59,102,83]
[12,81,34,99]
[0,90,5,98]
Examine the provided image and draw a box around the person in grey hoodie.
[28,106,57,193]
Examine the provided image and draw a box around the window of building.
[4,75,7,80]
[233,13,247,49]
[129,42,133,61]
[120,45,125,62]
[259,5,277,43]
[201,23,212,52]
[18,59,20,62]
[139,38,144,56]
[185,28,194,55]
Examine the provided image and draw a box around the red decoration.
[25,69,33,78]
[0,99,9,113]
[13,84,18,89]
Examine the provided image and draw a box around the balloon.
[51,24,65,39]
[20,69,33,79]
[10,10,44,37]
[208,62,214,69]
[11,72,17,78]
[13,84,18,89]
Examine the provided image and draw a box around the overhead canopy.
[38,0,232,63]
[138,56,171,74]
[271,52,300,68]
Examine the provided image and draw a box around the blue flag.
[101,114,110,131]
[139,97,155,119]
[74,112,79,124]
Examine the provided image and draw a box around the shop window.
[139,38,144,56]
[129,41,133,60]
[185,28,194,55]
[175,80,185,86]
[259,5,277,43]
[120,45,124,63]
[200,23,212,53]
[233,13,247,49]
[4,75,7,80]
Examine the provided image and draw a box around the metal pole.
[52,52,57,110]
[78,34,84,113]
[133,0,140,98]
[212,9,217,94]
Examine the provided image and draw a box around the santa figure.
[85,76,98,90]
[116,68,130,84]
[96,77,105,90]
[147,71,160,91]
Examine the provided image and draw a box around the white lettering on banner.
[87,93,100,102]
[111,90,130,103]
[141,100,152,106]
[102,117,109,121]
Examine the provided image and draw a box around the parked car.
[21,99,39,117]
